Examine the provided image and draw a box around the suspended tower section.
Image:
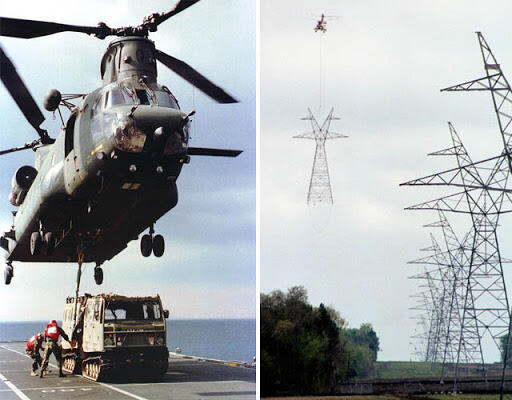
[294,108,347,205]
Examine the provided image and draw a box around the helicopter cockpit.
[104,86,179,110]
[96,83,188,155]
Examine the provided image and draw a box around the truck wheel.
[30,232,42,256]
[4,265,13,285]
[141,234,152,257]
[44,232,56,256]
[94,267,103,285]
[152,235,165,257]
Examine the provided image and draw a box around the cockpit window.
[105,88,136,108]
[154,91,179,108]
[104,87,179,109]
[135,89,151,105]
[104,300,162,321]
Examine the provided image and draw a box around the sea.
[0,319,256,364]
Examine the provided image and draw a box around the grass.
[371,360,502,380]
[372,361,444,379]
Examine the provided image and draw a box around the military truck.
[61,293,169,381]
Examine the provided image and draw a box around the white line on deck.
[0,372,30,400]
[0,385,92,392]
[1,345,148,400]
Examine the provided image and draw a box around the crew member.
[25,332,44,376]
[40,320,71,378]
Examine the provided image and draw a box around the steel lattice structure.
[409,235,452,365]
[409,212,474,376]
[294,108,347,205]
[403,120,512,382]
[402,35,512,395]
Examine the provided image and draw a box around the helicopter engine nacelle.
[9,166,38,206]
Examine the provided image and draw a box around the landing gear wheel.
[141,234,152,257]
[30,232,42,256]
[43,232,56,256]
[152,234,165,257]
[4,265,13,285]
[94,267,103,285]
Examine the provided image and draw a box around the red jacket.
[45,321,59,341]
[26,333,43,351]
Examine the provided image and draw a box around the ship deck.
[0,342,256,399]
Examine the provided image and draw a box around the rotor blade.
[0,16,106,39]
[156,49,238,103]
[0,46,47,138]
[154,0,202,26]
[187,147,242,157]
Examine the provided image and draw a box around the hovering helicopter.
[0,0,242,285]
[314,14,340,33]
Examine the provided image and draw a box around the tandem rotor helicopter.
[0,0,242,285]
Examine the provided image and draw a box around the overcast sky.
[0,0,255,321]
[5,0,512,365]
[261,0,512,362]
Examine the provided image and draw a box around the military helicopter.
[0,0,242,285]
[314,14,340,33]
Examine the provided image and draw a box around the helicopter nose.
[129,106,187,135]
[129,107,189,155]
[109,105,189,155]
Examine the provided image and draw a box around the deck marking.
[0,385,92,392]
[0,372,31,400]
[1,345,147,400]
[95,382,148,400]
[0,346,26,357]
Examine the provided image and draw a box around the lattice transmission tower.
[409,211,475,376]
[294,108,347,205]
[409,235,450,364]
[402,121,512,382]
[440,32,512,397]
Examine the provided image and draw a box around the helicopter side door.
[63,112,81,195]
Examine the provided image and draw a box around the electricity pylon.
[409,211,475,378]
[440,32,512,399]
[294,108,347,205]
[402,122,512,388]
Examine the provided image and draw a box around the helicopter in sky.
[0,0,242,285]
[314,14,340,33]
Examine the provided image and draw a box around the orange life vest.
[26,334,41,351]
[45,321,59,341]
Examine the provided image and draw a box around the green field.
[372,361,444,379]
[370,360,501,379]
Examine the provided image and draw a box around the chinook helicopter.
[0,0,242,285]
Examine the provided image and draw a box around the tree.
[260,286,381,396]
[261,287,343,395]
[500,333,512,366]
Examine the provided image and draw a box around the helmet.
[51,320,57,324]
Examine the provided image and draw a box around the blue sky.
[0,0,255,320]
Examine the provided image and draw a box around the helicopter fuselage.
[4,37,191,265]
